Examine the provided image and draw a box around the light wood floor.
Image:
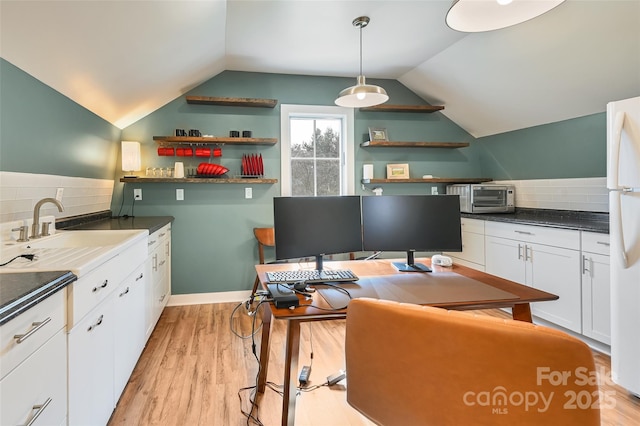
[109,303,640,426]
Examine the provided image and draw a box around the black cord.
[0,254,36,267]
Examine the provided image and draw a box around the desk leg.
[257,305,272,393]
[512,303,533,322]
[282,320,300,426]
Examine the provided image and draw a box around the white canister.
[363,164,374,180]
[174,162,185,178]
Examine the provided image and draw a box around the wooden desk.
[255,258,558,426]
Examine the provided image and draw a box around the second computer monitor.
[361,195,462,272]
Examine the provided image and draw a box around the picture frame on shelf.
[386,163,410,179]
[368,127,389,142]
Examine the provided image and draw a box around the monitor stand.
[392,250,431,273]
[315,254,324,271]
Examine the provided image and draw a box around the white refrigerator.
[607,96,640,396]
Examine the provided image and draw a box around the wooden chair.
[251,227,276,294]
[345,298,601,426]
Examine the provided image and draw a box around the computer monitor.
[273,196,363,270]
[361,195,462,272]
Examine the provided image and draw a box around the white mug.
[363,164,374,180]
[174,162,185,178]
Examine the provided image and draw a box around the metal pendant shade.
[446,0,566,33]
[335,16,388,108]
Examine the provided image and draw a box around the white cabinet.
[0,291,67,426]
[67,237,147,426]
[113,264,146,401]
[581,232,611,344]
[485,222,582,333]
[68,295,115,426]
[445,218,485,271]
[146,224,172,340]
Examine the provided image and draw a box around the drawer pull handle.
[87,315,104,332]
[92,280,108,292]
[148,239,157,246]
[14,317,52,344]
[119,287,130,297]
[514,230,533,235]
[135,272,144,281]
[159,232,166,237]
[159,260,166,266]
[159,294,166,302]
[517,244,524,260]
[24,397,52,426]
[597,241,610,247]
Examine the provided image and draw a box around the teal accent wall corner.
[477,113,607,180]
[0,59,121,179]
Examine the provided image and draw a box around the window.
[280,105,355,196]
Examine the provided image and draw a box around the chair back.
[345,298,601,426]
[253,227,275,264]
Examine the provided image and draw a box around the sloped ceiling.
[1,1,639,137]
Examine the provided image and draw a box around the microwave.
[446,184,515,213]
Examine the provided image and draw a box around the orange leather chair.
[345,298,601,426]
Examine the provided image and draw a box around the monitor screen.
[273,196,363,269]
[361,195,462,272]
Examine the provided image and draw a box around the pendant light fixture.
[446,0,565,33]
[335,16,388,108]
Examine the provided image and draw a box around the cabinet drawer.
[148,224,171,254]
[67,238,146,326]
[485,221,580,250]
[0,329,67,426]
[461,218,485,235]
[0,291,65,380]
[582,232,610,256]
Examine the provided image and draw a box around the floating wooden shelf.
[185,96,277,108]
[153,136,277,145]
[359,104,444,113]
[120,177,277,184]
[362,178,492,184]
[361,141,469,148]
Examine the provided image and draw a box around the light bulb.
[496,0,513,5]
[356,92,366,100]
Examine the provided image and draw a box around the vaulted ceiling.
[1,1,638,137]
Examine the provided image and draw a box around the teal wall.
[118,71,479,295]
[1,60,608,296]
[477,113,606,180]
[0,59,121,179]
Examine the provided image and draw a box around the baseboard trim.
[167,290,252,307]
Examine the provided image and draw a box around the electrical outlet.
[245,188,252,199]
[431,187,438,195]
[134,188,142,200]
[55,187,64,202]
[176,189,184,201]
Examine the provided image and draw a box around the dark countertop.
[60,213,174,234]
[461,208,609,234]
[0,271,77,325]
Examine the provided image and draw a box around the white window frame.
[280,104,355,196]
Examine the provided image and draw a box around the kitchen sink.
[0,229,148,275]
[23,230,144,249]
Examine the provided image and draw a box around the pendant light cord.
[359,22,363,76]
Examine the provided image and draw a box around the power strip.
[267,284,299,309]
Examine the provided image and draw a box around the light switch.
[176,189,184,201]
[245,188,252,199]
[55,187,64,202]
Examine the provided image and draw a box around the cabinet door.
[529,243,582,333]
[68,297,115,426]
[485,235,526,284]
[0,330,67,426]
[113,265,146,402]
[582,252,611,344]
